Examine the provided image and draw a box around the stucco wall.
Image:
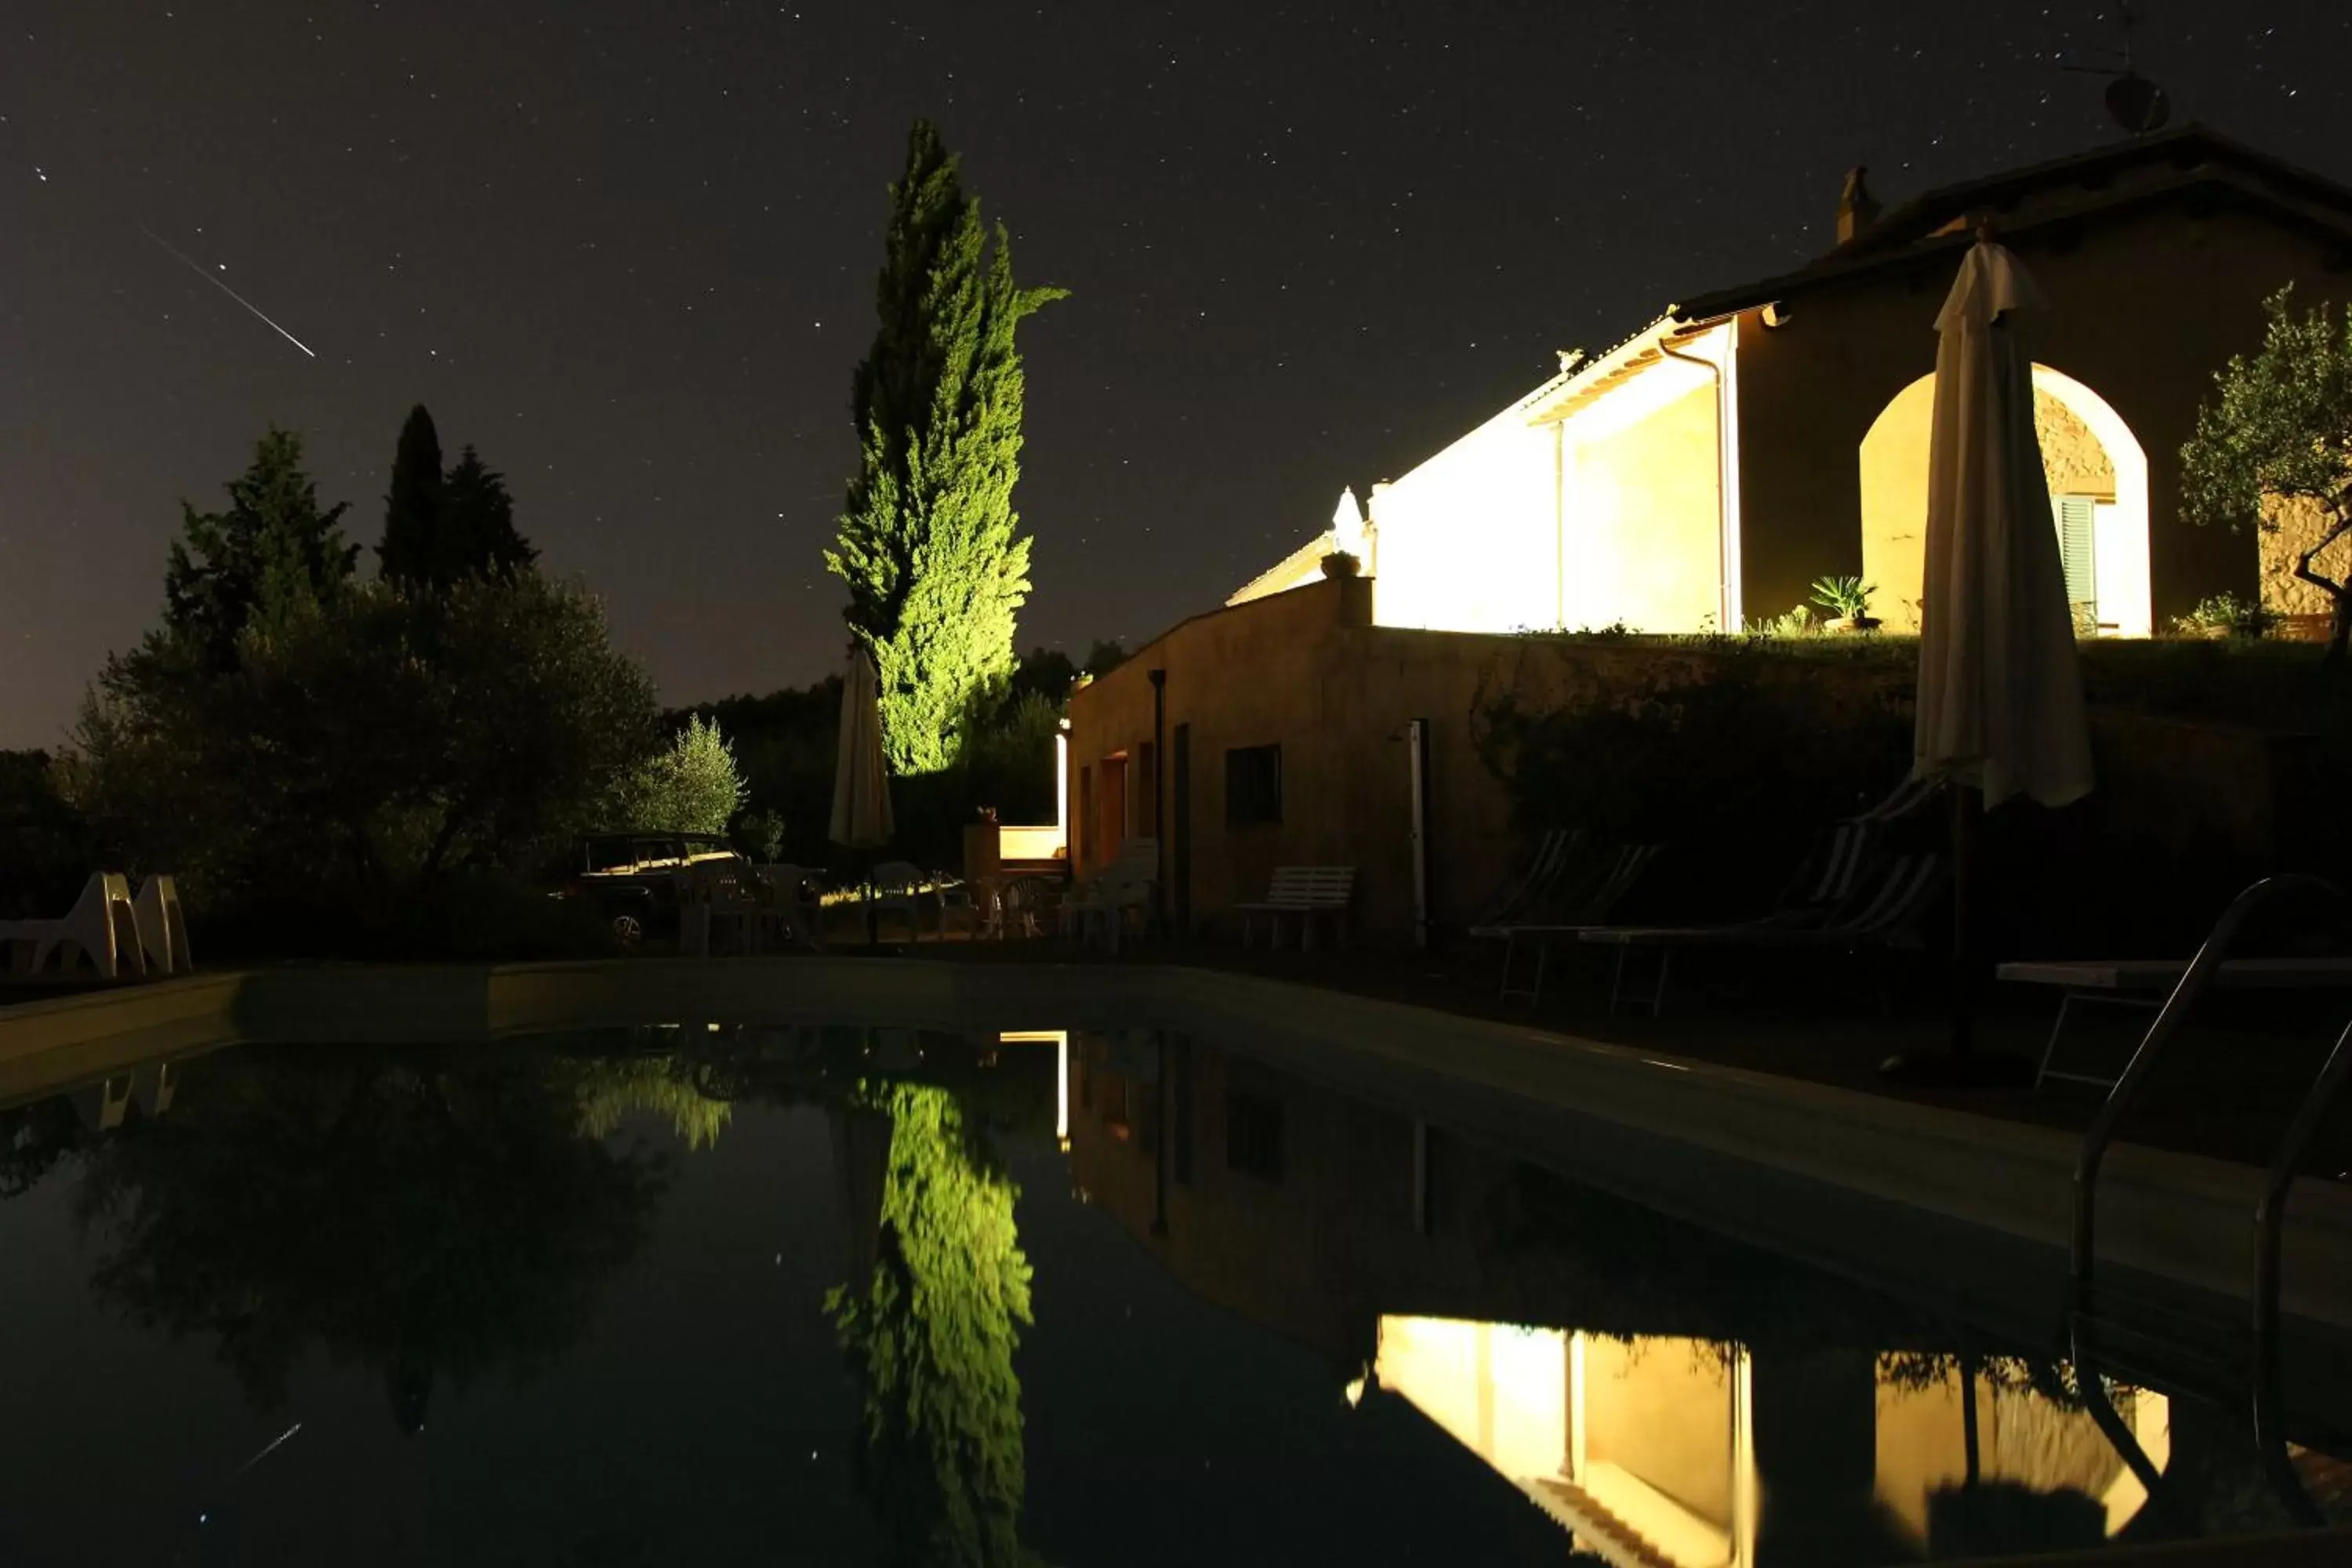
[1069,580,2322,950]
[1858,377,2129,633]
[1734,201,2349,630]
[1563,378,1725,632]
[1368,392,1560,634]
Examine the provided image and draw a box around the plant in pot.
[1321,548,1362,579]
[1809,575,1880,633]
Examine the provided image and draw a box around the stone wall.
[2258,493,2350,625]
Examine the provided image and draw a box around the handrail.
[2070,875,2343,1283]
[2252,1011,2352,1530]
[2067,873,2344,1534]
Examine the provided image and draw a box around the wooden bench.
[1236,866,1356,949]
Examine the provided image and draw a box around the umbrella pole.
[1884,782,2032,1086]
[1950,783,1982,1056]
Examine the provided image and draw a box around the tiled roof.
[1671,124,2352,323]
[1226,529,1336,606]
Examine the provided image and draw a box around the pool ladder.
[2069,874,2352,1532]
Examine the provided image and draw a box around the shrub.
[1475,661,1912,909]
[2169,591,2278,641]
[615,713,746,836]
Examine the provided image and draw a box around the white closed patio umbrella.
[830,642,895,942]
[1914,231,2094,810]
[1903,228,2095,1075]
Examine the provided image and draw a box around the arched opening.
[1858,366,2153,637]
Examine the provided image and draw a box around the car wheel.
[611,913,644,948]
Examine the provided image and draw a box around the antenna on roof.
[2060,2,2172,134]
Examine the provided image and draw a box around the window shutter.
[2054,495,2097,608]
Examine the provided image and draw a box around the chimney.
[1837,166,1881,245]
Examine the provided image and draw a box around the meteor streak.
[140,225,318,359]
[230,1421,303,1478]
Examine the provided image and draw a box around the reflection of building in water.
[1061,1032,2169,1566]
[1375,1319,2166,1566]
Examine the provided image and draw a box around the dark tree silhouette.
[163,427,358,670]
[377,403,446,589]
[443,445,537,580]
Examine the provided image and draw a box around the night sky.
[4,1,2347,746]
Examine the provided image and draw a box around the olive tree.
[2183,286,2352,661]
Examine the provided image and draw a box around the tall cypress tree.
[165,427,358,670]
[827,119,1065,775]
[378,404,445,588]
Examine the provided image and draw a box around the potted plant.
[1321,549,1362,579]
[1809,575,1880,633]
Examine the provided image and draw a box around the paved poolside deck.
[884,927,2352,1174]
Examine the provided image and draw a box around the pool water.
[0,1025,2336,1565]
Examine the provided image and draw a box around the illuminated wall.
[1558,367,1729,633]
[1367,392,1562,634]
[1352,325,1735,638]
[1857,370,2153,639]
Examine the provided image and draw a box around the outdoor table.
[1998,957,2352,1091]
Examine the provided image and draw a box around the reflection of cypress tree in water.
[826,1083,1036,1568]
[71,1050,672,1432]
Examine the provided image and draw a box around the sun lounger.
[2000,955,2352,1091]
[1486,778,1945,1011]
[130,874,192,976]
[0,872,143,982]
[1236,866,1357,948]
[1472,844,1664,1003]
[1580,853,1947,1016]
[1464,828,1586,932]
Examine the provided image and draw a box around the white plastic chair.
[680,861,760,957]
[131,874,193,975]
[757,864,822,947]
[0,872,142,980]
[869,861,924,940]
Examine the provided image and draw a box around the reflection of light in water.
[997,1030,1071,1146]
[1374,1317,2169,1568]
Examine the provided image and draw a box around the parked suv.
[554,832,761,946]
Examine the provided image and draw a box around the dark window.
[584,838,637,873]
[1225,745,1282,828]
[1225,1090,1285,1181]
[632,837,684,870]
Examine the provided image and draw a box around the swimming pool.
[2,1012,2343,1565]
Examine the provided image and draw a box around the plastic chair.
[757,864,822,947]
[869,861,924,941]
[0,873,142,980]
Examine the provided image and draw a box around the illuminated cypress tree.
[828,119,1065,775]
